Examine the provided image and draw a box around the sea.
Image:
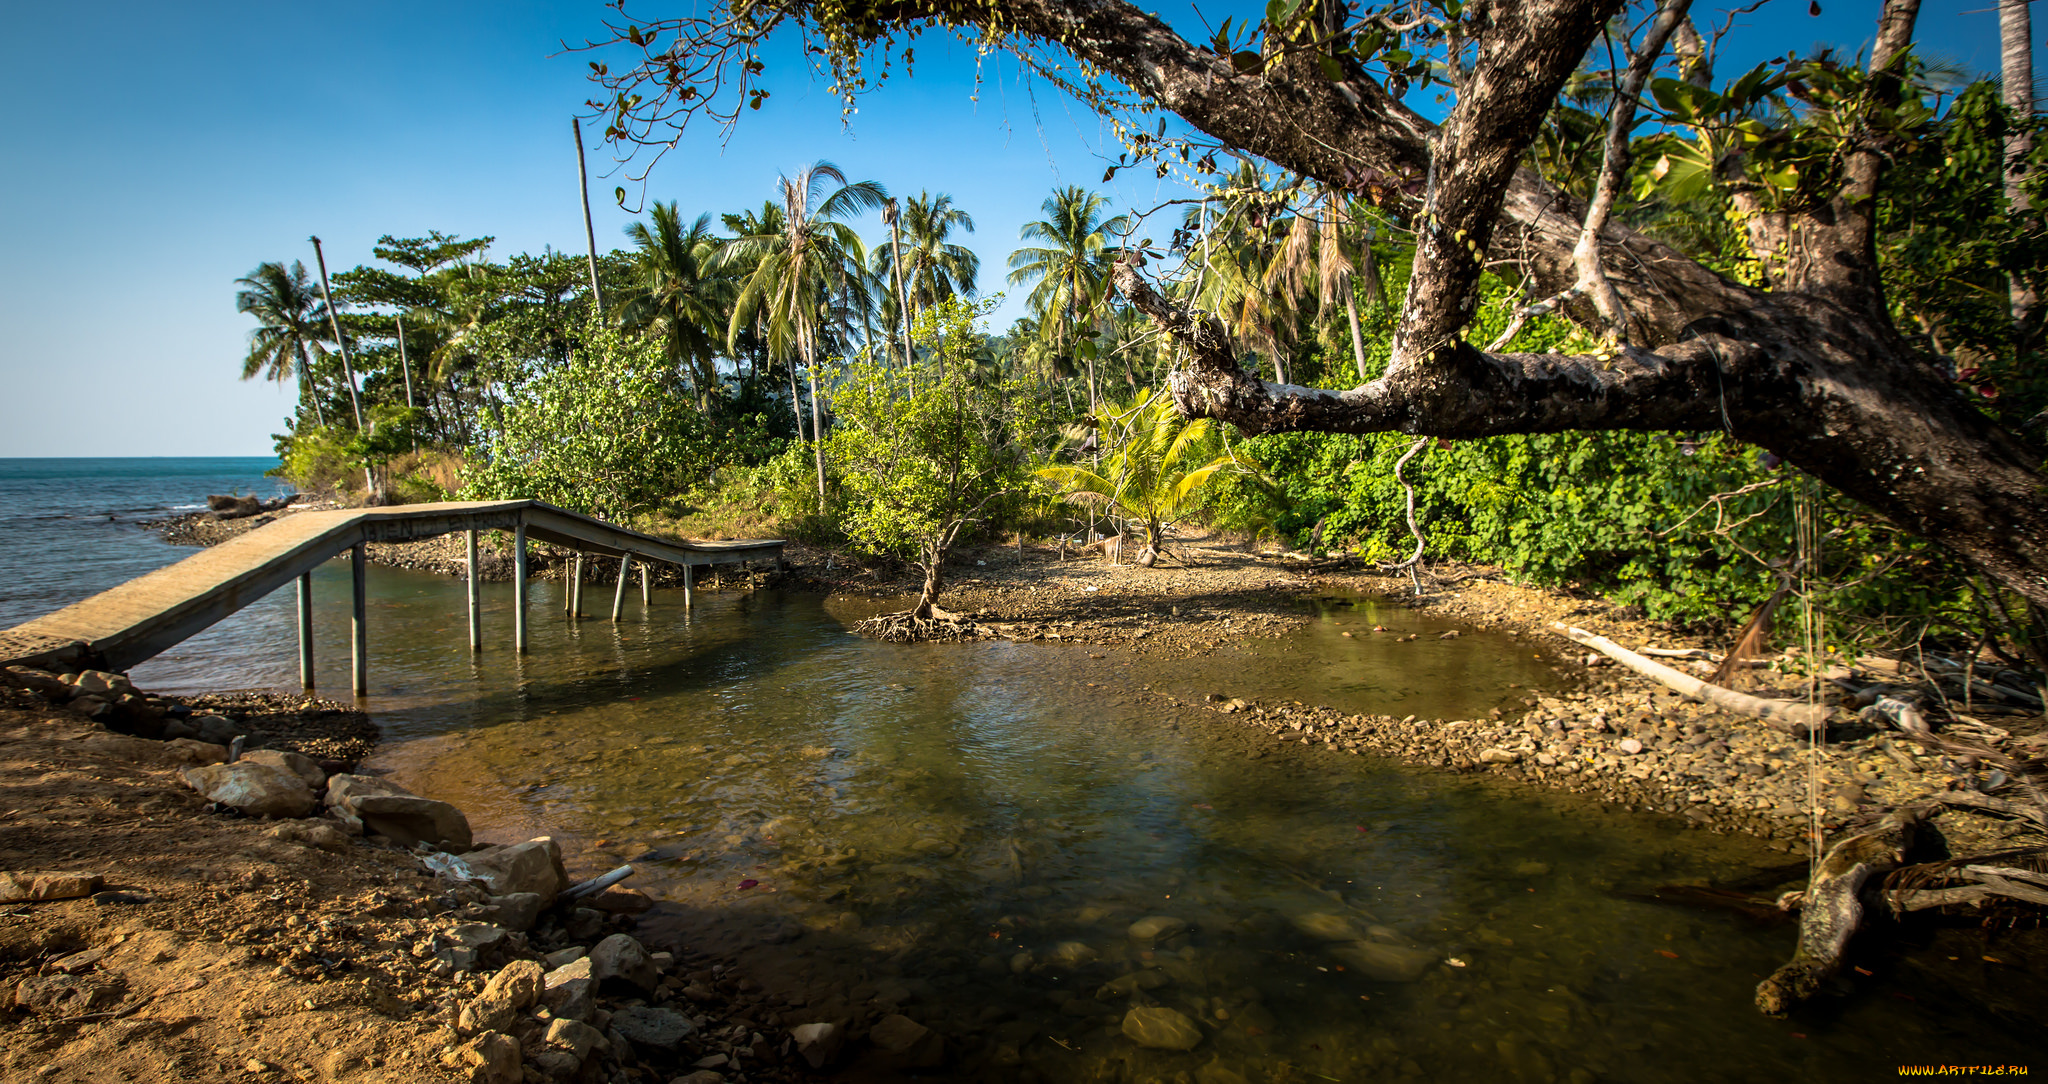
[0,456,293,687]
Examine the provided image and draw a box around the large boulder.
[325,774,470,849]
[461,838,568,904]
[182,762,316,818]
[238,749,325,789]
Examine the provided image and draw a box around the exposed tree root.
[853,609,986,643]
[1756,806,1921,1016]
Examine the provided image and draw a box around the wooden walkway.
[0,500,783,693]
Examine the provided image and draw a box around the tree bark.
[641,0,2048,605]
[2002,0,2039,340]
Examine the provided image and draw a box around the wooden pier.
[0,500,783,695]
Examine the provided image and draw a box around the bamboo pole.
[1553,623,1830,732]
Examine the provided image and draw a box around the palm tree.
[622,202,730,409]
[1008,186,1127,411]
[875,191,979,375]
[1034,387,1248,567]
[235,261,332,427]
[724,162,888,507]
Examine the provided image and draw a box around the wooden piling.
[296,572,315,690]
[571,554,585,618]
[683,562,695,609]
[640,562,651,607]
[513,522,529,653]
[611,553,632,622]
[350,544,367,696]
[466,529,482,652]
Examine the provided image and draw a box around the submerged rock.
[1121,1006,1204,1050]
[1329,939,1438,982]
[1127,915,1188,942]
[1289,912,1365,942]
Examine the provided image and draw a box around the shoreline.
[142,503,2044,854]
[2,504,2021,1080]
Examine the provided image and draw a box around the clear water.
[4,459,2042,1079]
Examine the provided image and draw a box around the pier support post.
[466,529,482,652]
[611,554,632,622]
[641,562,651,607]
[570,554,585,619]
[350,543,367,697]
[296,572,315,690]
[683,563,695,609]
[513,522,528,653]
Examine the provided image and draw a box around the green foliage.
[823,299,1050,595]
[1035,387,1258,561]
[461,322,741,520]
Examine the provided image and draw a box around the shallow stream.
[139,562,2045,1080]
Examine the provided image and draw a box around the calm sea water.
[0,456,292,686]
[3,458,2041,1078]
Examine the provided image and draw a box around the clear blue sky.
[0,0,2026,456]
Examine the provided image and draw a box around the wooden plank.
[0,500,782,671]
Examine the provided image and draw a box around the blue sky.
[0,0,2029,456]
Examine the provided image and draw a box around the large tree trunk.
[630,0,2048,605]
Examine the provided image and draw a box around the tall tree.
[234,261,332,427]
[724,162,888,507]
[591,0,2048,610]
[874,191,981,377]
[622,202,730,408]
[1007,186,1127,412]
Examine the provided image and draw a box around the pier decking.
[0,500,783,694]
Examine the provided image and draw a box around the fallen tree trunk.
[1553,624,1830,732]
[1756,807,1920,1016]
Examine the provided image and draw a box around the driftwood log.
[1756,807,1920,1016]
[1553,624,1830,732]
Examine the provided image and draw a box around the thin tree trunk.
[396,314,415,410]
[2001,0,2038,341]
[886,201,915,370]
[308,237,366,432]
[807,355,827,511]
[573,117,605,316]
[1345,290,1370,381]
[296,343,327,428]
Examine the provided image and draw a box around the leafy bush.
[462,323,726,520]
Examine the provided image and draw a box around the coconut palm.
[1034,387,1248,567]
[1007,186,1127,410]
[874,192,980,374]
[724,162,889,506]
[622,202,730,409]
[235,260,332,427]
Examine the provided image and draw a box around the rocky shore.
[0,668,869,1084]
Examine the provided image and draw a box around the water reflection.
[143,563,2047,1078]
